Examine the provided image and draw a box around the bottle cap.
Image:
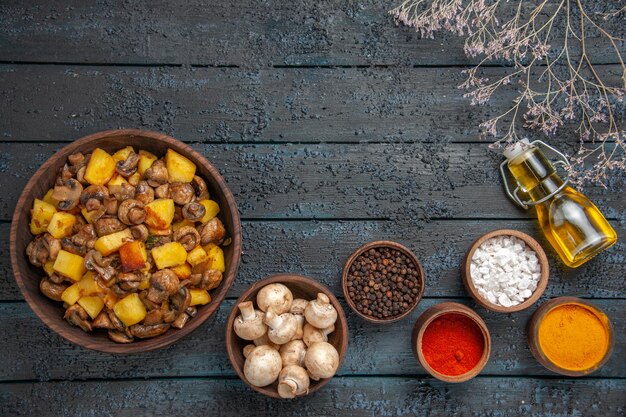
[503,139,533,160]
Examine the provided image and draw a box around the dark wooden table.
[1,1,624,415]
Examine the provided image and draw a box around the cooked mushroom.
[108,330,133,343]
[48,273,65,284]
[190,268,223,291]
[117,272,142,291]
[171,312,191,329]
[170,182,195,205]
[94,216,125,236]
[198,217,226,245]
[68,152,85,166]
[191,175,210,200]
[80,185,109,211]
[144,159,168,187]
[147,269,180,303]
[116,151,139,177]
[92,312,115,329]
[62,224,97,255]
[84,250,116,282]
[170,287,191,315]
[64,304,92,332]
[118,199,146,225]
[135,181,155,205]
[39,278,68,301]
[76,166,88,184]
[109,183,135,201]
[130,224,149,241]
[129,323,170,339]
[107,310,125,331]
[155,183,170,199]
[103,196,119,215]
[183,202,206,221]
[173,226,201,251]
[26,234,61,267]
[51,178,83,210]
[143,309,164,326]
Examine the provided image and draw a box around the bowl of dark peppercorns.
[342,241,425,323]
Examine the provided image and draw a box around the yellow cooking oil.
[504,141,617,268]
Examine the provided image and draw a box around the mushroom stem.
[238,301,257,322]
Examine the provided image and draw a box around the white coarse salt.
[470,235,541,307]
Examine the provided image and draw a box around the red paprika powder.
[421,313,485,376]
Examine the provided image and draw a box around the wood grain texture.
[1,65,624,143]
[1,377,625,417]
[1,143,624,222]
[2,220,624,301]
[0,0,622,66]
[1,298,623,381]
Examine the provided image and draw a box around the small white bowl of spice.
[462,229,550,313]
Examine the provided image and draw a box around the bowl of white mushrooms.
[225,274,348,398]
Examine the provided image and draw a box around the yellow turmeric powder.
[538,303,609,371]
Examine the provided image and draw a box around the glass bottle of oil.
[501,139,617,268]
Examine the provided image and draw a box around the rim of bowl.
[342,240,425,324]
[225,273,349,398]
[10,129,242,353]
[412,302,491,383]
[527,296,614,377]
[462,229,550,313]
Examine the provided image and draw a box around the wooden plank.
[2,218,624,301]
[1,65,624,143]
[3,217,625,300]
[0,298,623,381]
[0,0,622,66]
[1,143,624,223]
[1,376,624,416]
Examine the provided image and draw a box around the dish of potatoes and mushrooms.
[234,283,340,398]
[26,146,229,343]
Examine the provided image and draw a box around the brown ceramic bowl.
[342,240,425,324]
[462,229,549,313]
[225,274,348,398]
[412,302,491,383]
[10,129,242,353]
[527,296,614,377]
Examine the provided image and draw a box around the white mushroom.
[304,293,338,329]
[265,310,298,345]
[277,365,310,399]
[292,314,305,340]
[243,344,256,358]
[243,345,282,387]
[303,323,335,347]
[290,298,309,315]
[253,333,280,350]
[233,301,267,341]
[256,283,293,314]
[280,340,307,367]
[304,342,339,381]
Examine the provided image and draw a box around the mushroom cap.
[234,309,267,341]
[256,283,293,314]
[279,339,307,367]
[277,365,310,399]
[265,311,298,345]
[290,298,309,315]
[304,341,339,381]
[243,345,282,387]
[304,292,338,329]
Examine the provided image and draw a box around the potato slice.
[119,241,147,272]
[138,150,157,175]
[78,296,105,319]
[113,293,147,326]
[61,283,82,305]
[53,250,87,281]
[171,263,191,279]
[84,148,116,185]
[189,289,211,306]
[144,198,175,229]
[186,245,208,266]
[107,173,130,187]
[30,198,57,235]
[42,188,58,207]
[151,242,187,269]
[165,149,196,183]
[198,199,220,223]
[112,146,135,162]
[94,228,133,256]
[201,243,226,272]
[46,212,77,239]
